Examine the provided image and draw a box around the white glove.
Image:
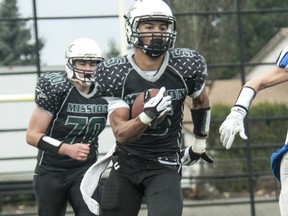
[139,87,171,125]
[219,106,248,149]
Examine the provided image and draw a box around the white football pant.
[280,150,288,216]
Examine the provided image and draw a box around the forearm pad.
[37,135,63,154]
[191,107,211,137]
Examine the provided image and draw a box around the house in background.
[184,27,288,129]
[209,27,288,107]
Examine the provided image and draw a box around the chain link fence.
[0,0,288,215]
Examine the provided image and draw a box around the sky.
[16,0,135,66]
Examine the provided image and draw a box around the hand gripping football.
[131,88,167,126]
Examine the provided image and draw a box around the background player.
[90,0,213,215]
[219,45,288,216]
[26,38,107,216]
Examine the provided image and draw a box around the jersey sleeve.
[35,73,63,116]
[172,48,208,98]
[95,56,129,97]
[191,51,207,98]
[276,45,288,71]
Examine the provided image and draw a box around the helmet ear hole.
[65,38,103,86]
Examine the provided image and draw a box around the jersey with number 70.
[35,72,108,169]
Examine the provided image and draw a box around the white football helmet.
[65,38,104,86]
[125,0,177,58]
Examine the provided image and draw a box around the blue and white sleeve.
[276,45,288,71]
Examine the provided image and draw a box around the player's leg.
[33,165,67,216]
[279,151,288,215]
[100,159,143,216]
[67,166,95,216]
[144,169,183,216]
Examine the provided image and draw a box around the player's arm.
[109,87,171,144]
[26,106,53,148]
[191,88,211,152]
[263,44,288,87]
[220,45,288,149]
[246,66,288,92]
[26,106,89,160]
[109,107,149,144]
[219,67,288,149]
[26,78,65,154]
[180,88,213,165]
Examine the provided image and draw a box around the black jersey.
[35,72,108,170]
[96,48,207,159]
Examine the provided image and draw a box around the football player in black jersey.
[92,1,212,216]
[26,38,108,216]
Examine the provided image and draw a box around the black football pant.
[33,164,95,216]
[100,152,183,216]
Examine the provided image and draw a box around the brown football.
[131,88,167,127]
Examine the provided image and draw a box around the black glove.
[180,147,213,166]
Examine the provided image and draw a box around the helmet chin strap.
[70,76,93,87]
[141,39,166,58]
[143,48,164,58]
[71,67,94,86]
[79,80,93,86]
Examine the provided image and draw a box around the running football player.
[26,38,107,216]
[88,0,212,215]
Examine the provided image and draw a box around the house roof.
[209,27,288,106]
[245,28,288,80]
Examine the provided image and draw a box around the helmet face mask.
[125,0,177,58]
[137,27,175,58]
[65,38,104,86]
[66,59,98,86]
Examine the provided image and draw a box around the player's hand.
[59,143,90,161]
[180,147,214,166]
[180,138,213,165]
[143,87,171,119]
[139,87,171,125]
[219,106,248,149]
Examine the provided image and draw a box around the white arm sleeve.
[103,97,130,116]
[234,86,256,110]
